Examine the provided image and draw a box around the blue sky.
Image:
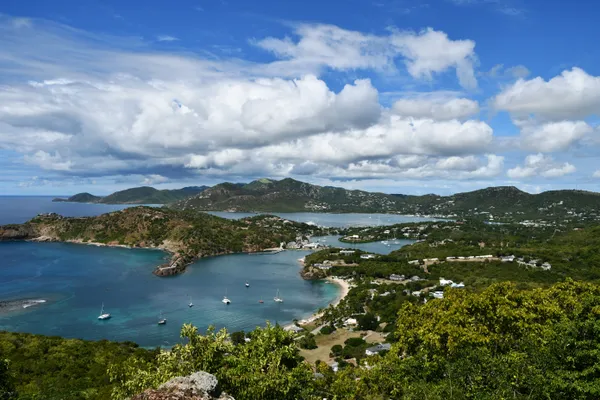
[1,0,600,195]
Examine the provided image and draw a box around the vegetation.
[52,186,209,204]
[0,331,156,400]
[109,323,315,400]
[172,178,400,213]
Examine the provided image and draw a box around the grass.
[299,328,387,365]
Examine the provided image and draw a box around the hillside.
[52,192,102,203]
[52,186,209,204]
[393,186,600,222]
[172,178,400,213]
[0,207,328,276]
[52,179,600,222]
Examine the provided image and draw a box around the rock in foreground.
[132,372,234,400]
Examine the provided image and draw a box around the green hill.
[172,178,399,213]
[52,186,209,204]
[52,192,102,203]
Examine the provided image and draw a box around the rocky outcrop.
[132,372,234,400]
[0,225,35,240]
[300,266,326,280]
[153,254,191,277]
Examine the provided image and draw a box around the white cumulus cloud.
[507,153,576,179]
[493,68,600,120]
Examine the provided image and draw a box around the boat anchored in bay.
[274,289,283,303]
[158,311,167,325]
[222,289,231,304]
[98,303,111,320]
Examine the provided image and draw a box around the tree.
[357,312,379,331]
[359,280,600,399]
[110,323,316,400]
[230,331,246,345]
[298,333,317,350]
[330,344,343,357]
[0,359,16,400]
[320,325,335,335]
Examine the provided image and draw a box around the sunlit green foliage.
[110,323,315,400]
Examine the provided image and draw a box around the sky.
[1,0,600,196]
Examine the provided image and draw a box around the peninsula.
[0,206,331,276]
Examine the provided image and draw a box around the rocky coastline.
[0,225,280,278]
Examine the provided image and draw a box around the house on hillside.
[344,318,358,326]
[389,274,405,281]
[439,278,454,286]
[360,254,376,259]
[340,250,355,255]
[432,291,444,299]
[365,343,391,356]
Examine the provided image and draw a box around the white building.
[432,291,444,299]
[439,278,454,286]
[360,254,376,260]
[340,250,356,255]
[344,318,358,326]
[389,274,405,281]
[365,343,391,356]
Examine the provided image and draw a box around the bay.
[0,197,416,347]
[0,242,339,347]
[208,211,437,228]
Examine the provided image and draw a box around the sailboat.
[274,289,283,303]
[98,303,111,320]
[222,289,231,304]
[245,281,250,288]
[188,295,193,308]
[158,311,167,325]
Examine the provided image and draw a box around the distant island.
[52,185,209,204]
[52,178,600,223]
[0,207,332,277]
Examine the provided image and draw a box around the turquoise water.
[0,242,338,347]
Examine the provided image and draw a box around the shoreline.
[296,277,350,326]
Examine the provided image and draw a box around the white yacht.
[98,303,111,320]
[245,281,250,288]
[274,289,283,303]
[188,296,194,308]
[158,311,167,325]
[222,289,231,304]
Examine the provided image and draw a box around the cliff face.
[0,225,35,240]
[132,372,234,400]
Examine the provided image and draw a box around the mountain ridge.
[51,179,600,222]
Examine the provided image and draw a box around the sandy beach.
[297,277,351,326]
